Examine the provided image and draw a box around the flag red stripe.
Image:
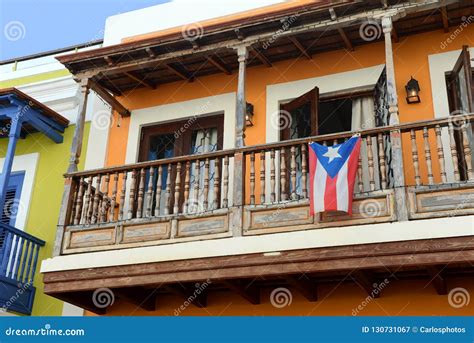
[324,173,338,211]
[346,139,361,215]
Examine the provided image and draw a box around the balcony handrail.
[0,223,45,246]
[64,113,474,178]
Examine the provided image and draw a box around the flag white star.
[323,146,342,163]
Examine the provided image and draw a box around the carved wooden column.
[382,16,408,221]
[231,46,248,236]
[53,78,90,256]
[68,78,90,173]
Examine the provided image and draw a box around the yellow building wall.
[0,123,90,316]
[89,278,474,316]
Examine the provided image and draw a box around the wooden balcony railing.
[59,114,474,254]
[0,223,45,314]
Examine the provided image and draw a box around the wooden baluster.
[366,136,376,191]
[333,139,338,146]
[260,151,266,204]
[118,172,127,220]
[377,133,387,190]
[357,154,364,193]
[146,167,155,217]
[435,125,447,184]
[213,158,220,209]
[183,162,191,213]
[250,152,256,205]
[301,144,308,199]
[100,173,110,222]
[164,164,172,215]
[174,162,182,214]
[270,149,276,203]
[423,127,434,185]
[192,160,200,213]
[223,156,229,208]
[154,166,163,216]
[128,170,137,219]
[136,168,146,218]
[461,121,474,180]
[110,172,118,221]
[70,188,77,225]
[74,177,85,225]
[280,147,287,201]
[448,122,461,182]
[410,129,422,186]
[290,146,297,200]
[322,141,327,146]
[82,176,92,224]
[91,175,101,224]
[203,158,210,210]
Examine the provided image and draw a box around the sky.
[0,0,169,61]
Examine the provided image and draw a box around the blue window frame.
[1,171,25,227]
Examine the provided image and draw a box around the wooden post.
[53,78,91,255]
[67,78,90,173]
[235,45,248,149]
[382,16,408,221]
[231,45,248,236]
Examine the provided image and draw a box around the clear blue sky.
[0,0,169,61]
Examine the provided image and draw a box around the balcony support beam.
[382,16,408,221]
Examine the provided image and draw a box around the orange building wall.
[88,278,474,316]
[94,26,474,317]
[106,26,474,173]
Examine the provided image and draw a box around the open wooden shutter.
[279,86,319,141]
[447,45,474,180]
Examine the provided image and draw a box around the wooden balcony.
[0,223,45,315]
[58,114,474,255]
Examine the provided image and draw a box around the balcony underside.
[43,236,474,314]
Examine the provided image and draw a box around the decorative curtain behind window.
[187,128,218,213]
[351,96,380,191]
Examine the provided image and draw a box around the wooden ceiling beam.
[223,280,260,304]
[337,27,354,51]
[104,56,114,66]
[441,6,449,32]
[114,287,157,311]
[427,266,448,295]
[352,270,380,298]
[88,79,130,117]
[123,71,156,89]
[165,284,207,308]
[249,46,272,67]
[145,47,156,58]
[165,63,193,81]
[285,275,318,302]
[288,36,312,60]
[206,56,231,75]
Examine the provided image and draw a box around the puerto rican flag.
[309,135,361,215]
